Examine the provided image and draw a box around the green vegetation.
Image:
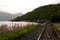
[0,25,37,40]
[12,4,60,22]
[55,23,60,30]
[55,23,60,34]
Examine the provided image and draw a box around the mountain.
[12,13,23,19]
[12,4,60,22]
[0,12,23,21]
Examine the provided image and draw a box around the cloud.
[0,0,58,14]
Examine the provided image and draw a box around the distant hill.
[12,4,60,22]
[12,13,23,20]
[0,12,23,21]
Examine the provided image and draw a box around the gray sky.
[0,0,59,14]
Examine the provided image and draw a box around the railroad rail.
[37,22,60,40]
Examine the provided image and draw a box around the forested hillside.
[12,4,60,22]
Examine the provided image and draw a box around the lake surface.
[0,21,37,27]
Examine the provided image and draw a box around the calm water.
[0,21,37,26]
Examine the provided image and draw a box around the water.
[0,21,37,27]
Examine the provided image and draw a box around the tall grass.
[0,25,37,40]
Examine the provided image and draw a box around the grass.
[0,25,38,40]
[54,23,60,34]
[54,23,60,31]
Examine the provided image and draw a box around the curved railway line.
[13,21,60,40]
[37,22,60,40]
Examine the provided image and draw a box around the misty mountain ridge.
[0,12,23,21]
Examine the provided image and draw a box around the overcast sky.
[0,0,59,14]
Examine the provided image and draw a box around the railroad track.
[37,22,60,40]
[13,21,60,40]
